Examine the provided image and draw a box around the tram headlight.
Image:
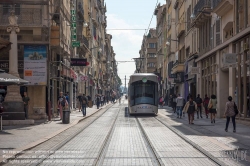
[142,77,147,83]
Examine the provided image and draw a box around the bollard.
[62,110,70,124]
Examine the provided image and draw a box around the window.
[147,63,155,68]
[3,4,20,15]
[149,43,156,48]
[148,53,156,58]
[129,80,158,106]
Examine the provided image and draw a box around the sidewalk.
[159,106,250,163]
[0,103,112,162]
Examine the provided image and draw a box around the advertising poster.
[23,45,47,85]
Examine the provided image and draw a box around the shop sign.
[78,75,88,82]
[174,72,184,83]
[0,60,23,69]
[23,45,47,85]
[190,67,199,75]
[223,53,237,64]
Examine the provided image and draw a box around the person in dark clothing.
[183,97,197,124]
[23,92,30,119]
[96,94,100,109]
[172,94,177,113]
[77,94,83,112]
[203,94,210,118]
[81,94,88,116]
[195,94,203,118]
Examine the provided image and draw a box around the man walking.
[57,92,64,120]
[176,94,184,118]
[23,92,30,119]
[195,94,203,118]
[77,93,83,112]
[81,94,88,116]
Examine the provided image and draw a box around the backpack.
[61,100,66,107]
[196,97,202,104]
[81,96,87,105]
[160,97,163,102]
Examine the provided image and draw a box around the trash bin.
[62,110,70,124]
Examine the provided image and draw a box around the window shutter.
[216,19,221,46]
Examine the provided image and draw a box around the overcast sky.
[105,0,166,87]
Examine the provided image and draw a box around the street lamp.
[166,39,179,46]
[89,46,102,52]
[133,58,144,73]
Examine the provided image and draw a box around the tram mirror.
[142,77,147,83]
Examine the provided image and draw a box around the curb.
[0,104,112,163]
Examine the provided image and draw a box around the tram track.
[135,116,163,166]
[94,106,122,166]
[1,104,116,166]
[154,114,225,166]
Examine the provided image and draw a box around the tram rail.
[1,104,115,166]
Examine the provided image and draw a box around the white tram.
[128,73,158,115]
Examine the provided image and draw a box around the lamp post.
[133,58,144,73]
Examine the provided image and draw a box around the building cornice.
[195,26,250,62]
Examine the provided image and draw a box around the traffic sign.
[72,41,80,47]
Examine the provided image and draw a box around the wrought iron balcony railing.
[193,0,212,17]
[211,0,222,9]
[0,34,49,42]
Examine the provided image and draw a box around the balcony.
[177,22,185,37]
[78,35,89,49]
[0,34,49,43]
[77,2,84,19]
[0,8,42,27]
[192,0,212,26]
[171,60,185,74]
[212,0,233,16]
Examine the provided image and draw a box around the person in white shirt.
[176,94,185,118]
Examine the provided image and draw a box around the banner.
[23,45,47,85]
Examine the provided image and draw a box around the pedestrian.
[159,95,164,108]
[61,96,69,111]
[182,98,186,117]
[208,94,217,123]
[65,92,69,105]
[81,94,88,116]
[172,94,177,113]
[57,92,64,120]
[164,94,168,106]
[203,94,210,118]
[96,94,100,109]
[176,94,185,118]
[169,94,173,107]
[183,97,197,124]
[0,94,4,103]
[101,95,104,106]
[77,93,83,112]
[119,97,121,104]
[22,92,30,119]
[195,94,203,118]
[224,96,236,132]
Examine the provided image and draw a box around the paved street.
[0,98,250,165]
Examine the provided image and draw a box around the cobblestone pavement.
[1,98,250,166]
[158,107,250,166]
[0,104,111,161]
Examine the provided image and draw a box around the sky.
[105,0,166,88]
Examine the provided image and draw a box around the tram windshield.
[129,80,158,106]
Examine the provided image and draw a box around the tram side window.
[129,85,135,106]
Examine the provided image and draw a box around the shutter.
[216,19,221,46]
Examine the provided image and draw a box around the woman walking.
[208,94,217,123]
[183,97,197,124]
[224,96,236,132]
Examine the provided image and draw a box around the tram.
[128,73,158,115]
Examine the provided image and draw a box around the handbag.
[234,102,239,115]
[208,100,213,109]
